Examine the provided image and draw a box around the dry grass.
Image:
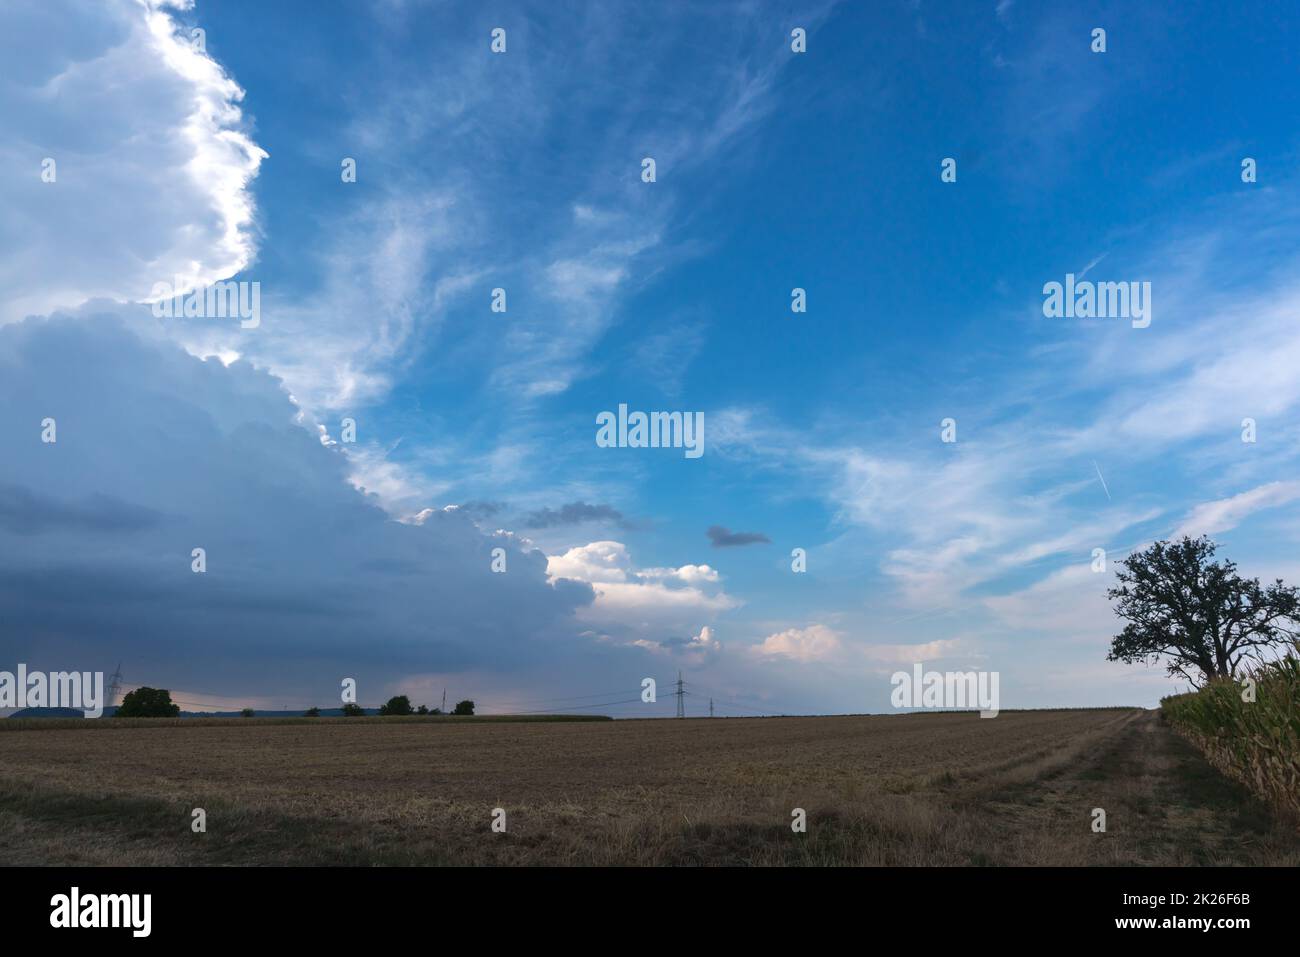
[1,709,1296,866]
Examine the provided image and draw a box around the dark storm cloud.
[0,308,596,694]
[706,525,770,548]
[657,635,693,648]
[523,501,627,529]
[455,500,505,522]
[0,483,162,535]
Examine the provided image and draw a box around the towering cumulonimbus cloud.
[0,305,595,695]
[0,0,266,323]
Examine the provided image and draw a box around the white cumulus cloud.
[753,625,842,663]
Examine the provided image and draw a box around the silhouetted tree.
[1107,536,1299,686]
[416,704,429,715]
[379,695,413,716]
[304,707,321,717]
[114,687,180,718]
[340,702,365,717]
[453,699,475,716]
[240,707,255,717]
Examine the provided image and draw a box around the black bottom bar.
[2,866,1279,943]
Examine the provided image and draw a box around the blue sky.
[2,0,1299,715]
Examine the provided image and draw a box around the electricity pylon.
[107,662,124,709]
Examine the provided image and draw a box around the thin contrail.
[1078,251,1107,279]
[1092,460,1111,501]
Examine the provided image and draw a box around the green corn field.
[1161,645,1300,819]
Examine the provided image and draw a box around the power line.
[478,688,648,708]
[114,674,786,718]
[681,684,790,717]
[492,698,646,716]
[118,681,280,705]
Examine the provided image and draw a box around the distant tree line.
[110,686,478,719]
[304,696,475,717]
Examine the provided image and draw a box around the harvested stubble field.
[1,708,1296,866]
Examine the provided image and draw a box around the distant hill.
[9,707,88,718]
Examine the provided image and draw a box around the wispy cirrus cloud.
[1173,481,1300,540]
[709,180,1300,624]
